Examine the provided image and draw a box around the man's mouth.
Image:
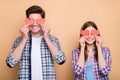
[31,25,39,29]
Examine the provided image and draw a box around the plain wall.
[0,0,120,80]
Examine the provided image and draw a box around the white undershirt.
[31,36,43,80]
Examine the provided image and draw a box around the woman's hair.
[79,21,100,61]
[26,5,45,18]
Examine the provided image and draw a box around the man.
[6,5,66,80]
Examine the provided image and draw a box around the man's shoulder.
[49,35,58,40]
[14,36,22,42]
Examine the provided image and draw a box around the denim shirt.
[85,56,95,80]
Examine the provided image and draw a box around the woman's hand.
[79,36,86,48]
[95,36,103,47]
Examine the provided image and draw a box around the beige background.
[0,0,120,80]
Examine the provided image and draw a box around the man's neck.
[31,32,42,38]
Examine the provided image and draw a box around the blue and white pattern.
[6,34,66,80]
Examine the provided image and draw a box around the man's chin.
[30,31,41,34]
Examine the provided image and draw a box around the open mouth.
[86,38,94,42]
[31,25,40,29]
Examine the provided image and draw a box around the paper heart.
[80,30,89,36]
[24,18,34,25]
[36,19,45,25]
[91,30,99,36]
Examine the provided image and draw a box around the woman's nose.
[33,19,38,25]
[88,32,92,37]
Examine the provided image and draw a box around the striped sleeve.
[99,47,112,75]
[50,35,66,65]
[6,37,21,68]
[72,48,84,74]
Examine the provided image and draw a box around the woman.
[72,21,112,80]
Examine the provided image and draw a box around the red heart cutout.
[24,18,34,25]
[91,30,99,36]
[80,30,89,36]
[36,19,45,25]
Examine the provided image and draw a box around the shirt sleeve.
[99,47,112,75]
[51,36,66,65]
[6,37,21,68]
[72,49,84,75]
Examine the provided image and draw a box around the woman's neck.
[86,44,95,61]
[87,44,94,52]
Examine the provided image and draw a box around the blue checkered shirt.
[6,34,66,80]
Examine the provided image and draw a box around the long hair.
[79,21,100,61]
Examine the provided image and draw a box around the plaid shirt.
[72,47,112,80]
[6,34,66,80]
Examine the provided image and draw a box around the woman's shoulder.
[72,48,80,53]
[101,46,110,51]
[101,46,111,55]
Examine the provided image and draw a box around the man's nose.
[33,20,37,25]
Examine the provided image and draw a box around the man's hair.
[26,5,45,18]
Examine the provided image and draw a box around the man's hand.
[20,25,30,39]
[41,24,50,38]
